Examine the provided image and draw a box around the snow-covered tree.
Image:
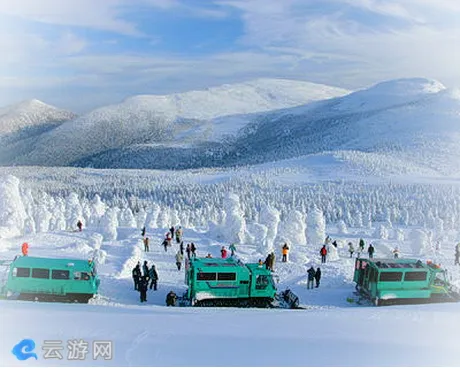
[410,229,429,256]
[276,210,307,249]
[0,175,27,237]
[246,223,268,252]
[307,207,326,247]
[65,192,84,230]
[337,220,348,235]
[259,204,280,254]
[156,206,170,229]
[89,194,107,226]
[222,193,247,244]
[34,204,52,233]
[395,228,405,242]
[374,224,389,240]
[135,208,147,229]
[100,208,119,241]
[119,208,136,228]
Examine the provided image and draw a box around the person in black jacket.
[149,264,159,290]
[368,244,375,259]
[132,263,141,290]
[166,291,177,306]
[142,261,149,277]
[139,276,148,302]
[315,268,321,288]
[307,266,315,289]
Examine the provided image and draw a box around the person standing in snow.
[269,252,276,271]
[77,220,83,232]
[191,243,197,258]
[282,243,289,262]
[348,242,354,258]
[393,247,400,259]
[320,245,327,264]
[144,237,150,252]
[186,243,191,259]
[229,243,236,257]
[21,242,29,256]
[315,268,322,288]
[307,266,316,289]
[368,244,375,259]
[132,263,141,291]
[180,241,184,255]
[149,264,159,290]
[143,261,149,278]
[141,226,146,237]
[170,226,175,239]
[264,253,272,270]
[221,246,228,259]
[358,239,365,257]
[175,227,182,244]
[138,276,148,303]
[175,250,184,270]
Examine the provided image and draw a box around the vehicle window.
[52,269,70,280]
[197,272,217,281]
[32,268,50,279]
[217,273,236,281]
[379,272,402,282]
[404,272,427,281]
[256,275,269,289]
[14,267,30,277]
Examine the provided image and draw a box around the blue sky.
[1,0,459,112]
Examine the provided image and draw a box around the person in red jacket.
[320,245,327,264]
[21,242,29,256]
[221,246,228,259]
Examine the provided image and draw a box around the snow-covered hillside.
[4,79,348,167]
[0,99,76,135]
[64,78,460,177]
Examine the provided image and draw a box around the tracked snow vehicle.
[0,255,100,303]
[354,258,460,306]
[178,257,300,308]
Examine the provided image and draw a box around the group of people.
[131,260,159,303]
[307,266,321,289]
[346,239,375,259]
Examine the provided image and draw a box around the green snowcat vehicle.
[0,255,100,303]
[353,258,460,306]
[178,257,300,308]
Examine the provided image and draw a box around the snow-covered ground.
[1,218,460,366]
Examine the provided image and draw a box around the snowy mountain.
[74,78,460,177]
[0,99,76,135]
[0,79,349,167]
[2,78,459,178]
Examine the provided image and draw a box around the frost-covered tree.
[100,208,119,241]
[222,193,247,244]
[410,229,429,256]
[276,210,307,249]
[337,220,348,235]
[89,194,106,226]
[135,208,147,229]
[0,175,27,237]
[307,207,326,247]
[34,204,52,233]
[65,192,83,230]
[374,224,389,240]
[246,223,268,252]
[170,208,180,227]
[145,204,160,228]
[23,216,36,234]
[119,208,136,228]
[259,204,280,253]
[156,206,170,229]
[395,228,405,242]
